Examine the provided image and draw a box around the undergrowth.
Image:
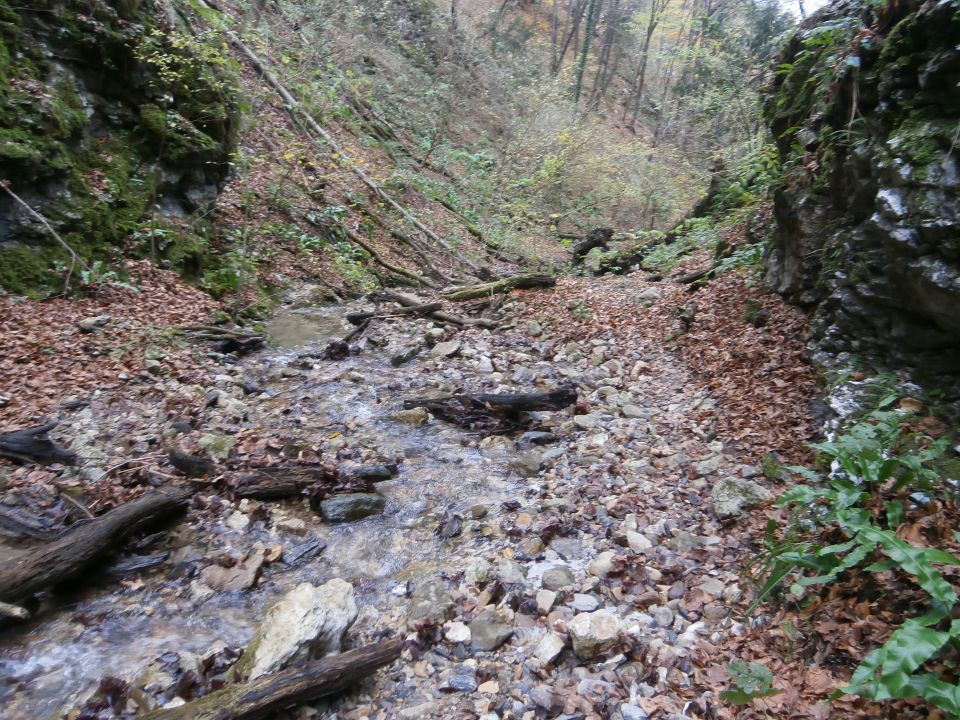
[748,390,960,715]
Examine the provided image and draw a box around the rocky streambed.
[0,283,776,720]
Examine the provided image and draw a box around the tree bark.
[0,488,191,604]
[0,423,76,465]
[137,639,403,720]
[404,387,577,413]
[442,274,556,302]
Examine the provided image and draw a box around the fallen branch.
[0,423,77,465]
[345,302,442,326]
[1,181,89,295]
[137,638,403,720]
[341,228,437,288]
[0,488,191,604]
[382,290,497,329]
[442,273,556,302]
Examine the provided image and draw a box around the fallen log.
[345,302,442,326]
[0,487,191,604]
[138,638,402,720]
[233,466,339,500]
[0,423,76,465]
[442,273,556,302]
[382,290,497,329]
[402,387,577,431]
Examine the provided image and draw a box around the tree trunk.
[137,639,403,720]
[0,488,191,604]
[442,274,555,302]
[345,303,443,326]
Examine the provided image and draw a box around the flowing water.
[0,304,520,719]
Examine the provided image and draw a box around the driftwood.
[138,638,403,720]
[0,423,76,465]
[571,227,613,265]
[382,290,497,329]
[442,273,556,302]
[0,488,191,604]
[232,464,396,501]
[345,302,442,326]
[403,387,577,431]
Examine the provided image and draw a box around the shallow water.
[0,304,518,719]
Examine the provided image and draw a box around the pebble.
[568,610,621,660]
[541,565,575,590]
[534,632,566,664]
[536,589,557,614]
[444,621,471,644]
[570,593,600,612]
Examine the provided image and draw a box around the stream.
[0,303,523,719]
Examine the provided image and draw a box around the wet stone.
[319,492,386,523]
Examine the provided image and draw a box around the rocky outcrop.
[0,0,237,294]
[765,0,960,386]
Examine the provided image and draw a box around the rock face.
[765,0,960,387]
[0,1,237,294]
[230,580,358,681]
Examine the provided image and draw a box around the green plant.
[721,661,781,705]
[750,405,960,715]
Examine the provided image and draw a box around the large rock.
[319,492,386,523]
[567,610,621,660]
[765,0,960,388]
[712,477,773,519]
[230,580,357,681]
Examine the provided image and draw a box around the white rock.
[225,511,249,531]
[588,550,618,577]
[231,580,357,681]
[534,631,566,664]
[626,530,652,553]
[444,621,471,644]
[536,589,557,614]
[568,610,621,659]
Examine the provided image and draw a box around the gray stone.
[626,530,652,553]
[568,610,621,659]
[541,565,575,590]
[470,608,514,651]
[229,580,357,681]
[406,582,456,624]
[526,320,543,337]
[534,631,566,664]
[531,684,566,713]
[431,339,462,358]
[319,493,386,523]
[476,356,494,373]
[570,593,600,612]
[446,673,478,692]
[621,404,645,418]
[513,449,543,477]
[712,477,773,519]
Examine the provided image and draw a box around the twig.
[58,491,95,520]
[1,180,89,294]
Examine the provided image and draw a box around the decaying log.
[442,273,556,302]
[0,488,191,604]
[345,303,442,326]
[382,290,497,329]
[181,326,265,356]
[571,227,613,265]
[138,638,403,720]
[402,387,577,431]
[0,423,76,465]
[232,463,396,501]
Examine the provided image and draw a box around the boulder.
[229,579,357,681]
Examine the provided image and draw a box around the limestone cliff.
[765,0,960,383]
[0,0,237,294]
